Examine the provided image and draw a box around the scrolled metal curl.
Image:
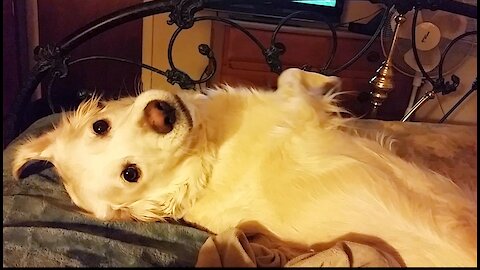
[167,0,204,29]
[33,44,70,78]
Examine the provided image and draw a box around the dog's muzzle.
[144,100,176,134]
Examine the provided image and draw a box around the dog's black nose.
[144,100,176,134]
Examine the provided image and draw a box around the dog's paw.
[277,68,341,98]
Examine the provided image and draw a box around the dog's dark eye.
[92,119,110,135]
[122,165,140,183]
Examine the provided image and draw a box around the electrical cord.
[68,56,167,76]
[438,30,477,79]
[270,10,337,72]
[242,8,385,75]
[326,6,391,76]
[46,71,61,113]
[321,19,337,71]
[335,9,384,28]
[403,74,424,117]
[438,78,477,123]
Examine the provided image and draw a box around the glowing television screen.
[205,0,345,23]
[292,0,337,8]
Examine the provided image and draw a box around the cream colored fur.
[12,68,476,266]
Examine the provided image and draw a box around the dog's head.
[12,89,207,221]
[11,69,347,223]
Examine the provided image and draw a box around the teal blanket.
[3,114,210,267]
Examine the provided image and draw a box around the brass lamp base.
[369,60,395,112]
[367,11,406,118]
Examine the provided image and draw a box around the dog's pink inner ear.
[12,132,56,179]
[16,160,54,179]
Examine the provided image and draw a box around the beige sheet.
[195,228,401,267]
[349,120,477,203]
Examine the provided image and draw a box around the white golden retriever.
[12,68,476,266]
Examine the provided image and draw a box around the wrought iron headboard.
[5,0,389,146]
[4,0,353,146]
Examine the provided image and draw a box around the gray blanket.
[3,114,210,267]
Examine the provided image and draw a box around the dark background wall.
[3,0,143,148]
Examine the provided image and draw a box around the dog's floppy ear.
[12,131,56,180]
[277,68,341,96]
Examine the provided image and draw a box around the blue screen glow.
[292,0,336,7]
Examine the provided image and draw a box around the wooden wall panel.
[210,22,413,120]
[37,0,143,108]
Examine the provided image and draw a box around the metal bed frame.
[4,0,345,145]
[4,0,477,146]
